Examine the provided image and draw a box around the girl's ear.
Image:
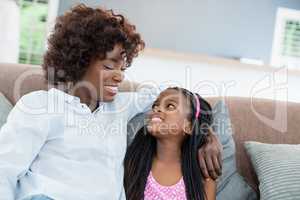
[183,119,193,135]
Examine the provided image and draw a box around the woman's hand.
[198,128,223,180]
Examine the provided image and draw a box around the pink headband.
[195,95,201,119]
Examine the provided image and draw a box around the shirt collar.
[49,88,105,113]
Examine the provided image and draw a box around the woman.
[0,4,222,200]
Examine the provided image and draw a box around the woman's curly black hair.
[43,4,145,85]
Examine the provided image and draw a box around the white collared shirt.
[0,88,158,200]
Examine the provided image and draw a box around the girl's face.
[81,44,127,102]
[147,89,193,139]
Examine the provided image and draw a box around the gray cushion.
[127,100,257,199]
[0,92,12,129]
[245,141,300,200]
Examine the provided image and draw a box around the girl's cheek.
[146,124,153,133]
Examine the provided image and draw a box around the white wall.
[126,50,300,103]
[58,0,300,64]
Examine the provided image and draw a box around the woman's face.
[147,89,192,139]
[81,44,127,102]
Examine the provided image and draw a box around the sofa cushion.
[245,141,300,200]
[0,92,12,129]
[223,97,300,191]
[127,100,257,200]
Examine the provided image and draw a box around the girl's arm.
[204,178,216,200]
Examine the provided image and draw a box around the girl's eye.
[152,104,158,109]
[121,67,127,72]
[167,104,175,110]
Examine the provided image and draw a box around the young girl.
[124,87,216,200]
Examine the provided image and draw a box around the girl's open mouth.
[151,117,162,123]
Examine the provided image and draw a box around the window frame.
[271,7,300,69]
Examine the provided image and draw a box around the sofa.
[1,62,300,197]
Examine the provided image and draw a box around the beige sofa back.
[1,63,300,193]
[0,63,47,104]
[208,97,300,192]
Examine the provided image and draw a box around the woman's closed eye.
[121,67,127,72]
[104,64,127,72]
[103,64,114,70]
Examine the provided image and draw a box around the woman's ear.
[183,119,193,135]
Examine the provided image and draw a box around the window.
[271,8,300,69]
[19,0,49,65]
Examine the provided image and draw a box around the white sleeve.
[0,92,49,200]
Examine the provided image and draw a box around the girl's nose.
[153,105,162,113]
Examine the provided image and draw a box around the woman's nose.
[112,70,124,83]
